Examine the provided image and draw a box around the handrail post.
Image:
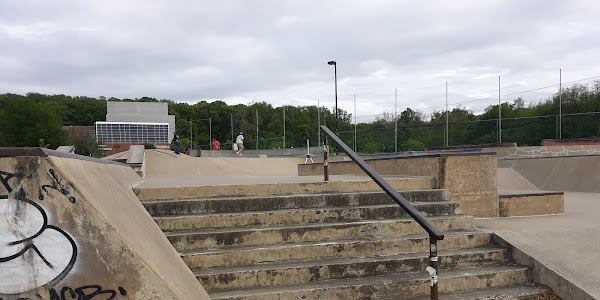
[429,236,439,300]
[323,133,329,181]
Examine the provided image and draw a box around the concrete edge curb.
[491,233,594,300]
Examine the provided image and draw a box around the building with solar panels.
[95,102,175,155]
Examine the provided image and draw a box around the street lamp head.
[328,61,336,65]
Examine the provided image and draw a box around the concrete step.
[165,216,476,251]
[208,265,530,300]
[143,189,448,216]
[154,201,462,230]
[403,283,553,300]
[180,230,491,269]
[195,246,508,291]
[134,176,436,201]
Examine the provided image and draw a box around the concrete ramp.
[499,155,600,192]
[497,168,539,190]
[56,146,75,153]
[144,149,304,177]
[0,148,209,300]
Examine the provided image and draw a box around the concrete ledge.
[498,192,564,217]
[133,176,436,202]
[56,145,75,153]
[297,153,498,217]
[492,234,594,300]
[200,146,324,158]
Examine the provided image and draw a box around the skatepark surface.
[488,157,600,299]
[136,150,600,299]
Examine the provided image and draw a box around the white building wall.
[106,102,175,142]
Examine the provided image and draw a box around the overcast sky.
[1,0,599,122]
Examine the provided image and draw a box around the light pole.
[328,61,338,135]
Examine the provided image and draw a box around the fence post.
[323,133,329,182]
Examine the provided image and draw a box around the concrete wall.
[542,138,600,146]
[498,193,564,217]
[498,155,600,193]
[0,148,209,300]
[298,153,498,217]
[200,146,326,158]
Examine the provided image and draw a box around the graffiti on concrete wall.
[39,169,76,204]
[0,168,77,295]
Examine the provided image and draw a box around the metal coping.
[0,147,127,166]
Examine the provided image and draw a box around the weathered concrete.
[144,149,307,177]
[406,284,552,299]
[143,189,448,216]
[134,176,435,202]
[498,192,564,217]
[209,265,530,300]
[297,153,498,217]
[0,148,209,300]
[165,216,476,252]
[476,192,600,299]
[56,145,75,153]
[136,152,555,299]
[497,168,539,190]
[483,144,600,158]
[180,230,491,269]
[153,202,461,230]
[125,145,145,177]
[197,247,508,291]
[493,235,594,300]
[499,155,600,192]
[441,154,498,218]
[200,146,325,158]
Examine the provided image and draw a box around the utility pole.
[395,88,398,153]
[559,69,562,139]
[445,81,449,146]
[499,76,502,143]
[317,99,321,146]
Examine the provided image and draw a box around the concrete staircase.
[139,177,554,299]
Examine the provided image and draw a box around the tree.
[0,98,65,148]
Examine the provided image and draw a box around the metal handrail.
[320,125,443,300]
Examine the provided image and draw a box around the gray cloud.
[1,0,599,120]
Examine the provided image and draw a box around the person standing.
[212,138,220,150]
[236,132,244,156]
[173,133,181,154]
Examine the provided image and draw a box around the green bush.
[401,139,425,151]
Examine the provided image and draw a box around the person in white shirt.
[236,132,244,156]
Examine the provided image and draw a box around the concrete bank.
[476,192,600,299]
[0,148,210,300]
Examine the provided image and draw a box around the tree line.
[1,80,599,155]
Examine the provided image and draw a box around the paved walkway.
[476,192,600,299]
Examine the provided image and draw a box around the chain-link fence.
[202,112,600,153]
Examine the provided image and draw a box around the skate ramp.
[0,148,209,300]
[144,149,304,177]
[499,155,600,192]
[497,168,539,190]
